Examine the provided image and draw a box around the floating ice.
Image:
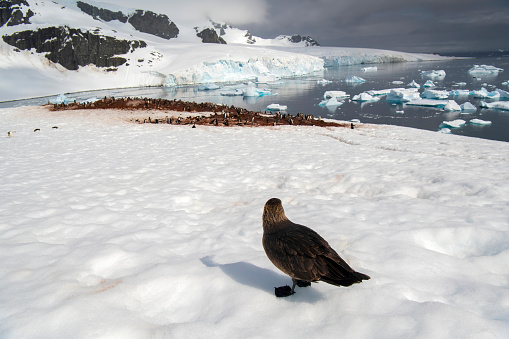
[423,80,436,88]
[470,119,492,125]
[438,127,452,134]
[480,101,509,110]
[392,81,404,85]
[319,97,344,107]
[352,92,380,102]
[344,75,366,83]
[386,88,420,102]
[407,80,420,88]
[198,83,220,90]
[49,94,72,104]
[460,102,477,112]
[502,80,509,85]
[316,79,332,85]
[324,91,350,99]
[450,89,470,96]
[220,89,243,96]
[421,70,446,79]
[455,82,467,86]
[243,86,272,97]
[468,65,504,74]
[443,100,462,111]
[470,88,500,99]
[440,119,466,128]
[406,99,455,108]
[496,88,509,99]
[366,88,395,96]
[266,103,287,111]
[361,66,378,72]
[422,89,449,99]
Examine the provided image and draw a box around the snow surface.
[1,106,509,338]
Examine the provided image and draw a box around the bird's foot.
[296,280,311,288]
[274,285,295,297]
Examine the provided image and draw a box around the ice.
[460,102,477,112]
[454,82,467,86]
[243,86,272,97]
[450,89,470,96]
[422,80,436,88]
[406,99,457,109]
[502,81,509,86]
[324,91,350,99]
[470,119,492,125]
[443,100,462,111]
[366,88,397,96]
[392,81,404,85]
[422,89,449,99]
[468,65,504,74]
[421,70,446,79]
[407,80,420,88]
[480,101,509,110]
[316,79,332,85]
[440,119,466,128]
[220,89,243,96]
[266,103,287,111]
[2,105,509,338]
[49,94,72,104]
[470,88,500,99]
[496,88,509,99]
[361,66,377,72]
[344,75,367,83]
[386,88,421,102]
[198,83,221,90]
[318,97,344,107]
[352,92,380,102]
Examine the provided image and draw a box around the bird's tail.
[321,271,370,287]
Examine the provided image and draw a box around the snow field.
[1,107,509,338]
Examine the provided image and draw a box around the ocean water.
[3,55,509,142]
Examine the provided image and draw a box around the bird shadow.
[200,256,323,303]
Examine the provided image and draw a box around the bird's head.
[263,198,289,228]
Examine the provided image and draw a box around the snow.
[468,65,504,74]
[1,106,509,338]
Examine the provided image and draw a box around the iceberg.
[198,83,221,90]
[361,66,378,72]
[470,88,500,99]
[480,101,509,111]
[220,89,243,96]
[421,70,446,79]
[443,100,462,111]
[50,94,72,104]
[352,92,380,102]
[407,80,420,88]
[392,81,404,85]
[324,91,350,99]
[470,119,492,125]
[316,79,332,85]
[450,89,470,96]
[266,103,287,111]
[438,127,452,134]
[423,80,436,88]
[366,88,398,96]
[502,81,509,85]
[406,99,458,109]
[344,75,367,83]
[454,82,467,86]
[422,89,449,99]
[468,65,504,74]
[460,102,477,112]
[319,97,344,107]
[243,86,272,97]
[440,119,466,128]
[495,88,509,99]
[386,88,420,102]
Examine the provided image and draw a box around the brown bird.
[262,198,370,297]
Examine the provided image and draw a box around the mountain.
[0,0,446,101]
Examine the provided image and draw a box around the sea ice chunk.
[386,88,420,102]
[266,104,287,111]
[421,70,446,79]
[422,89,449,99]
[480,101,509,111]
[344,75,366,83]
[423,80,436,88]
[468,65,504,74]
[460,102,476,112]
[361,66,377,72]
[324,91,349,99]
[316,79,332,85]
[407,80,420,88]
[470,119,492,125]
[470,88,500,99]
[495,88,509,98]
[443,100,462,111]
[220,89,243,96]
[319,97,344,107]
[50,94,71,104]
[366,88,396,96]
[198,83,220,90]
[406,99,452,108]
[352,92,380,102]
[450,89,470,96]
[440,119,466,128]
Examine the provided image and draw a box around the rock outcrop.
[128,10,179,40]
[2,26,146,70]
[0,0,33,27]
[277,35,320,46]
[196,28,226,44]
[76,1,127,23]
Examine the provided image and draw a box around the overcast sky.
[104,0,509,53]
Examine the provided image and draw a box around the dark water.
[2,55,509,142]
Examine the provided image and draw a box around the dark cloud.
[102,0,509,53]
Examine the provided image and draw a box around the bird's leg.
[295,279,311,288]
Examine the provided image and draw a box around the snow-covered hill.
[0,0,447,101]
